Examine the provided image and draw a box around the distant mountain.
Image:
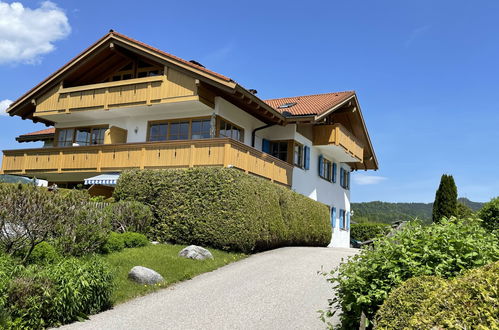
[0,174,34,184]
[351,198,484,225]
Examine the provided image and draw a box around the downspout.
[252,124,275,147]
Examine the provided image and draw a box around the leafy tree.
[432,174,457,223]
[455,202,473,219]
[477,197,499,231]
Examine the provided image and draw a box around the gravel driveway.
[60,247,357,330]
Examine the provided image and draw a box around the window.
[319,156,333,181]
[340,168,351,189]
[56,126,108,147]
[191,119,211,139]
[147,118,212,142]
[218,118,243,142]
[294,143,304,168]
[91,128,107,145]
[149,123,168,142]
[339,209,346,230]
[169,121,189,140]
[57,128,75,147]
[270,141,288,162]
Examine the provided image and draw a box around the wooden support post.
[104,88,109,110]
[140,147,146,169]
[189,144,196,168]
[223,143,231,167]
[146,82,152,106]
[21,153,27,174]
[245,150,250,173]
[270,161,275,182]
[57,151,63,173]
[96,150,102,172]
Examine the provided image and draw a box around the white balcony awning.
[84,173,120,186]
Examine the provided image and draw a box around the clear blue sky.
[1,0,498,203]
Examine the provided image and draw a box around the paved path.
[61,247,357,330]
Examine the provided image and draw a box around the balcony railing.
[1,138,293,186]
[35,74,197,115]
[313,123,364,162]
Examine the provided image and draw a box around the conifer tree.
[432,174,458,223]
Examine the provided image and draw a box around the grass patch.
[99,244,246,304]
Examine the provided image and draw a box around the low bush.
[374,276,447,329]
[408,261,499,329]
[321,218,499,329]
[350,222,390,242]
[104,201,154,234]
[25,242,60,265]
[478,197,499,231]
[54,203,111,257]
[101,232,125,254]
[4,257,113,329]
[121,232,149,248]
[114,168,331,253]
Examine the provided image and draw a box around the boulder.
[179,245,214,260]
[128,266,164,285]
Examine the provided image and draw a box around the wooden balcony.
[1,138,293,186]
[313,124,364,162]
[35,71,198,115]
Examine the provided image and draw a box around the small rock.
[151,241,160,245]
[179,245,214,260]
[128,266,164,285]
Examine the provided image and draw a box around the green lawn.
[99,244,246,304]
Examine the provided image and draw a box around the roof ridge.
[264,90,355,102]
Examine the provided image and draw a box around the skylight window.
[277,102,297,109]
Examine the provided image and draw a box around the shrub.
[321,218,499,329]
[408,261,499,329]
[54,203,111,257]
[25,242,60,265]
[350,222,390,242]
[121,232,149,248]
[478,197,499,231]
[374,276,447,329]
[101,232,125,254]
[5,257,113,329]
[0,184,67,263]
[114,168,331,253]
[104,201,154,234]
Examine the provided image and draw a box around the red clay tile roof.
[20,128,55,136]
[264,91,355,116]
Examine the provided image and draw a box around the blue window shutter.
[346,211,351,230]
[333,163,337,183]
[340,209,345,229]
[262,139,270,153]
[347,172,351,189]
[304,146,310,170]
[340,168,344,187]
[331,207,336,228]
[318,155,323,176]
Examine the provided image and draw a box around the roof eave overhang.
[314,94,357,122]
[16,133,55,143]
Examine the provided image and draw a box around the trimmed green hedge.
[350,222,390,242]
[114,168,331,253]
[408,261,499,329]
[374,276,447,329]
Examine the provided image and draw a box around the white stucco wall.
[255,126,352,248]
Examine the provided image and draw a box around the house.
[1,31,378,248]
